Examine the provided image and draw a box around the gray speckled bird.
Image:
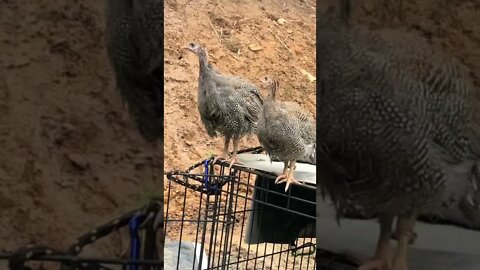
[105,0,163,142]
[184,42,263,168]
[257,76,316,192]
[317,1,480,270]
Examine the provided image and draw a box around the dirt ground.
[163,0,317,172]
[0,0,479,268]
[0,0,162,263]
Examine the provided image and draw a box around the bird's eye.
[189,42,194,47]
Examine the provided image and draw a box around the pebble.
[248,43,262,51]
[66,153,89,170]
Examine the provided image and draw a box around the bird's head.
[259,75,274,87]
[184,42,208,59]
[259,75,279,99]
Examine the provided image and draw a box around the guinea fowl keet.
[257,76,316,192]
[184,42,263,169]
[317,1,480,270]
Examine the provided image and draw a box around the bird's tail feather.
[433,143,480,229]
[297,143,316,165]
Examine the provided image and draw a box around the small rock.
[287,29,293,34]
[277,18,287,25]
[299,68,316,82]
[66,153,89,170]
[185,141,194,146]
[248,43,262,52]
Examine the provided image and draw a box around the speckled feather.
[257,77,316,165]
[105,0,163,142]
[317,15,480,222]
[196,49,263,140]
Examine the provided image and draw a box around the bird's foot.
[358,259,389,270]
[276,175,303,192]
[226,155,243,170]
[274,173,288,184]
[212,153,229,165]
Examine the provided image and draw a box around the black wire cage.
[1,199,164,270]
[0,146,370,270]
[164,147,317,270]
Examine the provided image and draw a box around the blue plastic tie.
[204,159,210,190]
[129,214,141,270]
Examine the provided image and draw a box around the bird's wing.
[215,75,263,124]
[198,102,220,138]
[279,101,316,143]
[350,25,476,161]
[259,107,302,157]
[132,0,163,74]
[238,85,263,125]
[317,81,445,215]
[198,84,228,138]
[105,0,163,141]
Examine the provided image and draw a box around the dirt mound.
[0,0,161,262]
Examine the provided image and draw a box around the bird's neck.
[198,56,216,99]
[198,57,210,83]
[199,55,209,70]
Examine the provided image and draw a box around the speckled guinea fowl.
[317,1,480,270]
[257,76,316,192]
[184,42,263,168]
[105,0,163,142]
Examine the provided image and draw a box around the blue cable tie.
[204,159,210,190]
[129,214,141,270]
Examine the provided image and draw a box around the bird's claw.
[211,154,242,170]
[227,156,242,170]
[275,174,288,184]
[276,176,303,192]
[212,154,228,165]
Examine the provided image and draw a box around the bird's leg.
[390,213,416,270]
[227,137,243,170]
[212,136,231,164]
[358,213,394,270]
[276,160,303,192]
[391,230,417,244]
[275,161,289,184]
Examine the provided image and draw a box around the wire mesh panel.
[164,148,317,270]
[0,199,164,270]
